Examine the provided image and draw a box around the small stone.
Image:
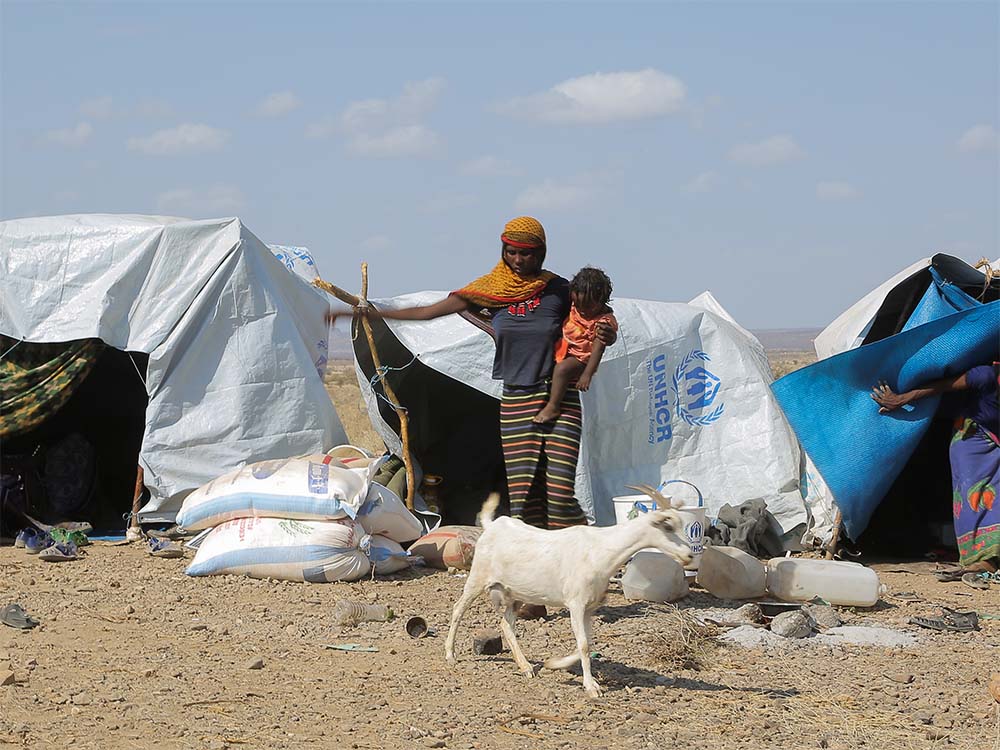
[802,604,842,630]
[770,610,813,638]
[247,658,265,670]
[285,624,297,636]
[884,672,914,685]
[1,670,15,686]
[732,603,764,624]
[425,740,446,748]
[142,669,155,678]
[124,605,135,615]
[190,624,208,631]
[471,629,504,656]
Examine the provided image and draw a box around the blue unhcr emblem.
[671,350,725,427]
[252,459,290,479]
[307,461,330,494]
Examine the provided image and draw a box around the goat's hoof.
[520,666,536,678]
[445,654,457,666]
[585,683,604,699]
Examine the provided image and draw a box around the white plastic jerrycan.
[766,557,882,607]
[697,545,768,600]
[621,551,689,602]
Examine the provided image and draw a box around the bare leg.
[534,357,585,423]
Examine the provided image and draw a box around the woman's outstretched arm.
[327,294,469,325]
[872,372,970,413]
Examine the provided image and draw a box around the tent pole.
[126,465,144,542]
[316,270,417,511]
[825,510,842,560]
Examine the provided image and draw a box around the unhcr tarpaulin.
[353,290,807,535]
[774,255,1000,540]
[0,214,347,521]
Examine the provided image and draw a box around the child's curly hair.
[570,266,613,307]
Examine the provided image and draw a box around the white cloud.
[514,174,605,213]
[348,125,439,157]
[957,124,999,154]
[497,68,686,124]
[816,181,860,200]
[256,91,301,117]
[729,135,805,167]
[307,78,445,158]
[135,98,173,118]
[41,122,94,147]
[80,96,115,119]
[156,185,245,217]
[127,123,229,155]
[682,171,721,193]
[459,155,521,177]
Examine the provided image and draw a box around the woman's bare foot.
[532,404,560,423]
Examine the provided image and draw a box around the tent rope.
[368,353,418,412]
[0,337,24,361]
[127,352,147,387]
[974,257,995,300]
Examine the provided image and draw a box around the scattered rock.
[124,605,135,615]
[472,630,504,656]
[425,739,446,748]
[247,658,264,670]
[190,624,208,631]
[803,604,842,630]
[770,611,813,639]
[884,672,914,684]
[1,670,15,686]
[732,603,764,624]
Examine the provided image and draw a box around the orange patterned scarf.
[453,260,555,308]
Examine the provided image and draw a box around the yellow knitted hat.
[500,216,546,249]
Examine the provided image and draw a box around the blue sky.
[2,1,997,328]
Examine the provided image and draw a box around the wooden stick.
[313,278,361,307]
[352,264,416,511]
[125,465,144,541]
[825,510,842,560]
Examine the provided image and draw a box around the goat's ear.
[653,513,675,533]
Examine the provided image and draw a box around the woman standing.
[873,363,999,575]
[332,217,614,531]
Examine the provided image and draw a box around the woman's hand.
[871,381,910,413]
[325,303,368,326]
[595,321,617,347]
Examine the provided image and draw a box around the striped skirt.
[500,384,587,529]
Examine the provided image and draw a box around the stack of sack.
[178,447,425,582]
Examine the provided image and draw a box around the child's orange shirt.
[555,305,618,363]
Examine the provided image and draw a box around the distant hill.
[751,328,821,353]
[331,325,822,362]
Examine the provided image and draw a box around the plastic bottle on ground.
[621,551,689,602]
[696,545,768,600]
[332,599,392,627]
[766,557,881,607]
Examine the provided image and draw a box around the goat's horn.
[625,483,665,500]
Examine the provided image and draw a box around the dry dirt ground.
[3,351,998,750]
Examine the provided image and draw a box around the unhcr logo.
[307,461,330,494]
[648,349,726,443]
[647,354,673,443]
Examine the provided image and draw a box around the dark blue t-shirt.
[962,364,999,434]
[490,276,570,388]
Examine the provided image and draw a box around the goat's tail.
[477,492,500,528]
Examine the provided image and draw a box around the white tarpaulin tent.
[0,214,347,522]
[351,290,808,536]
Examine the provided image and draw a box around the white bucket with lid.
[611,479,706,571]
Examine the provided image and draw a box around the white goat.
[444,493,692,698]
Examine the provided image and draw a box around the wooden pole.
[314,273,417,510]
[825,510,842,560]
[126,465,144,541]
